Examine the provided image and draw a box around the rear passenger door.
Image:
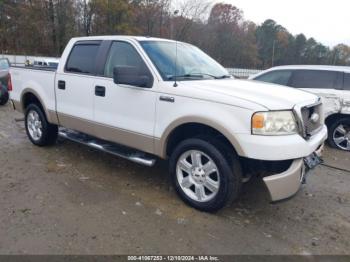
[56,41,101,134]
[289,70,343,116]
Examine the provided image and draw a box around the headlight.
[252,111,298,135]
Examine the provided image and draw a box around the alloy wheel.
[176,150,220,202]
[332,124,350,151]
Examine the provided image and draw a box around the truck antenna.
[173,10,179,87]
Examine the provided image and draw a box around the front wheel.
[169,138,242,212]
[25,104,58,146]
[327,117,350,151]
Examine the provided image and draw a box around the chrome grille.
[300,103,322,137]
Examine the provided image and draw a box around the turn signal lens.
[251,111,297,135]
[252,113,265,129]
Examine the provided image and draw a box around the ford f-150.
[9,36,327,212]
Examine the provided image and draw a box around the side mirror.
[113,66,153,88]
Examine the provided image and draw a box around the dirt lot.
[0,103,349,255]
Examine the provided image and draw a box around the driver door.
[93,41,157,154]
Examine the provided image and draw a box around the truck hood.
[180,79,319,110]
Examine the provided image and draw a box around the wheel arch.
[157,117,244,159]
[20,88,57,124]
[325,113,350,126]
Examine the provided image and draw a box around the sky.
[211,0,350,47]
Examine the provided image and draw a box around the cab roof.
[71,35,177,43]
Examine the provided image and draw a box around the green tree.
[90,0,135,35]
[256,19,289,68]
[294,34,307,63]
[332,44,350,65]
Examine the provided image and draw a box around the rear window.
[344,73,350,90]
[255,70,292,86]
[290,70,338,89]
[65,44,100,74]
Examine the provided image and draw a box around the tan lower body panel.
[263,159,304,201]
[57,113,155,155]
[11,99,59,125]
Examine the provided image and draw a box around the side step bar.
[58,128,157,167]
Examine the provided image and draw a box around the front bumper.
[235,124,327,161]
[263,144,324,202]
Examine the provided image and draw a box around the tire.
[327,117,350,151]
[25,104,58,146]
[0,85,9,105]
[169,138,242,212]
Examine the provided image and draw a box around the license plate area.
[304,152,323,170]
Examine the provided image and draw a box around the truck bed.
[11,65,57,72]
[10,66,57,113]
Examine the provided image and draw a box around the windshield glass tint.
[140,41,228,81]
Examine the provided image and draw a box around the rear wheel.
[25,104,58,146]
[169,138,242,212]
[327,117,350,151]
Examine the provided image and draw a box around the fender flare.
[156,116,245,158]
[20,87,58,124]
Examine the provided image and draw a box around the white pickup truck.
[9,36,327,212]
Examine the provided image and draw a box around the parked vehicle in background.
[250,65,350,151]
[0,58,10,105]
[33,58,59,69]
[9,36,326,211]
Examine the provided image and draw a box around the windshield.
[140,41,229,81]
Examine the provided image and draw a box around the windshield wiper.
[217,75,232,79]
[168,74,204,80]
[168,73,222,80]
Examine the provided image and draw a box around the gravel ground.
[0,103,349,255]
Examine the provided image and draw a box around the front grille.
[300,103,322,137]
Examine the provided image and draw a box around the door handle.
[58,80,65,90]
[95,85,106,97]
[159,95,175,103]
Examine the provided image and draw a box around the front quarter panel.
[155,90,255,158]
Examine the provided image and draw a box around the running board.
[58,128,157,167]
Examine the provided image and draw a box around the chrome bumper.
[263,144,324,202]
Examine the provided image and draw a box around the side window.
[255,70,292,86]
[66,44,100,74]
[104,41,149,78]
[290,70,337,89]
[344,73,350,90]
